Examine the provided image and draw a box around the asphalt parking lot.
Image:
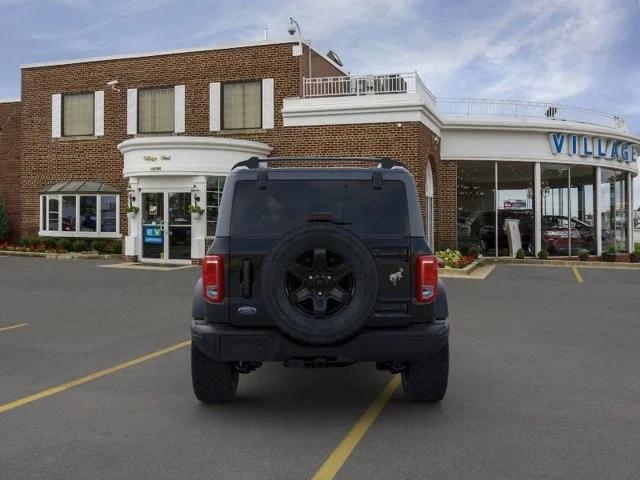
[1,257,639,479]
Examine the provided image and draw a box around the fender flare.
[192,278,205,320]
[435,279,448,320]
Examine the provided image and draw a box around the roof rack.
[231,156,405,171]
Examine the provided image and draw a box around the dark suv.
[190,157,450,402]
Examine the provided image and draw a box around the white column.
[534,162,541,255]
[124,177,139,257]
[628,171,634,253]
[190,176,207,260]
[595,167,602,256]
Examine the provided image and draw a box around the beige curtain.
[223,82,261,129]
[138,88,175,133]
[63,93,94,136]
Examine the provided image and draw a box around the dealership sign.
[548,133,638,163]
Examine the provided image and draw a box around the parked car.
[190,157,450,403]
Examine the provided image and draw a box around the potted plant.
[126,206,139,219]
[187,204,204,219]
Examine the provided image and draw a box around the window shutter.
[51,94,61,138]
[209,82,221,131]
[127,88,137,135]
[94,90,104,136]
[174,85,185,133]
[262,78,274,129]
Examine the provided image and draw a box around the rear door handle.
[242,259,252,298]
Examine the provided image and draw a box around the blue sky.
[1,0,639,202]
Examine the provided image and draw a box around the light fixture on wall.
[126,185,136,204]
[191,185,201,203]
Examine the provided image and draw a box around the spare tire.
[261,223,378,345]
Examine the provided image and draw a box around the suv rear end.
[191,158,450,402]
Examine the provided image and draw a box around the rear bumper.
[190,319,450,362]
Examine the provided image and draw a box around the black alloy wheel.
[285,248,354,318]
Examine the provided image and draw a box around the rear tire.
[401,342,449,403]
[191,343,239,402]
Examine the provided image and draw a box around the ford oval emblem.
[237,306,257,315]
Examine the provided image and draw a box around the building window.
[222,81,261,129]
[62,93,94,136]
[457,161,496,255]
[600,168,629,253]
[40,194,119,237]
[497,163,535,256]
[206,176,226,236]
[138,88,175,133]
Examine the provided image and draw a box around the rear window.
[230,180,409,237]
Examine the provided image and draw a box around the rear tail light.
[416,255,438,303]
[202,255,224,303]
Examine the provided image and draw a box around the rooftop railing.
[302,72,436,105]
[301,74,628,132]
[436,98,628,132]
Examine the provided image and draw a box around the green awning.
[41,180,120,194]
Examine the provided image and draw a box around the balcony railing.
[302,72,436,104]
[436,98,628,132]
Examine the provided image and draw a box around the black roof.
[41,180,120,194]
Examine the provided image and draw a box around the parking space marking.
[572,266,584,283]
[0,323,28,333]
[311,375,401,480]
[0,340,190,414]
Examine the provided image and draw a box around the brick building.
[0,38,638,261]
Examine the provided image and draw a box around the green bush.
[629,252,640,263]
[0,195,9,240]
[21,235,39,247]
[468,246,480,257]
[577,250,590,261]
[602,246,617,262]
[39,237,58,249]
[57,238,73,252]
[537,250,549,260]
[109,240,122,255]
[515,248,525,259]
[90,240,106,253]
[71,239,88,252]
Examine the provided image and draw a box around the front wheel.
[191,342,239,402]
[401,342,449,402]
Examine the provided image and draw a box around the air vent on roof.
[326,50,343,67]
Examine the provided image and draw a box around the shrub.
[57,238,72,252]
[0,195,9,240]
[577,250,590,261]
[515,248,525,259]
[90,240,106,253]
[21,235,39,247]
[602,246,617,262]
[468,246,480,258]
[39,237,58,249]
[109,240,122,255]
[537,250,549,260]
[71,239,88,252]
[630,252,640,263]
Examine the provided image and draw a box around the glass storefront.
[458,161,631,257]
[457,161,496,255]
[497,163,534,256]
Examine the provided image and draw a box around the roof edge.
[0,98,21,103]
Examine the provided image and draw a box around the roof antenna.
[263,26,268,41]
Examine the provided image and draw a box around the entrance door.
[141,192,192,262]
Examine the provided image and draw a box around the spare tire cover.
[261,223,378,345]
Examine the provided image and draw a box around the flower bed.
[435,249,477,269]
[0,237,121,255]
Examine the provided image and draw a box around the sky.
[0,0,639,204]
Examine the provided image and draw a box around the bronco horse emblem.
[389,268,404,286]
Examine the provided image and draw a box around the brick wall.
[0,101,21,240]
[17,42,447,251]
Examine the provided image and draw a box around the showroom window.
[138,87,175,133]
[222,81,261,130]
[457,161,496,255]
[206,176,226,237]
[40,181,120,238]
[62,92,94,136]
[600,168,629,253]
[497,162,535,256]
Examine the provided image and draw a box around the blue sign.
[144,226,163,245]
[548,132,638,163]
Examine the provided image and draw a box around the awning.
[41,180,120,194]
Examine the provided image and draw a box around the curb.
[0,250,121,260]
[486,257,640,270]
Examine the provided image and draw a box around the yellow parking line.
[0,340,191,414]
[0,323,28,333]
[311,375,401,480]
[572,266,584,283]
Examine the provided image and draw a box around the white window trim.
[53,92,103,138]
[39,193,120,238]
